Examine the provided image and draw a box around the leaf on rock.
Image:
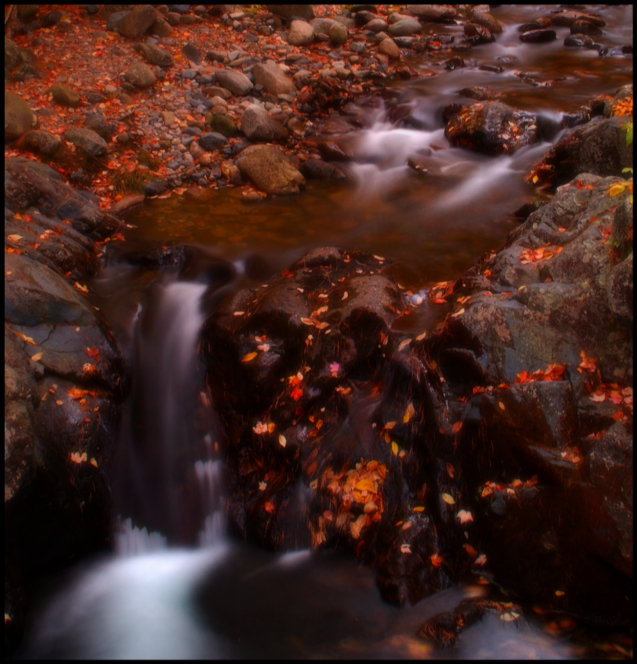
[457,510,473,524]
[242,351,258,362]
[442,493,456,505]
[403,402,415,423]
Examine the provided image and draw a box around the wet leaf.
[74,283,89,293]
[403,402,415,423]
[278,434,287,448]
[442,493,456,505]
[267,422,276,434]
[242,352,258,363]
[398,339,412,351]
[384,421,397,430]
[430,552,443,567]
[391,441,399,456]
[416,331,427,341]
[291,387,303,401]
[400,543,412,554]
[30,351,43,362]
[258,481,267,491]
[457,510,473,524]
[413,506,425,512]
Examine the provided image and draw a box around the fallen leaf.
[474,553,487,566]
[555,590,565,597]
[442,493,456,505]
[463,543,478,558]
[416,331,427,341]
[90,458,98,468]
[457,510,473,524]
[8,234,23,242]
[278,434,287,448]
[267,422,276,434]
[403,402,415,423]
[398,339,412,351]
[74,283,89,293]
[242,352,258,362]
[350,514,367,539]
[30,351,43,362]
[501,612,520,622]
[413,506,425,512]
[430,552,443,567]
[253,422,268,434]
[233,311,245,316]
[342,291,348,300]
[291,387,303,401]
[329,361,340,373]
[258,481,267,491]
[391,441,399,456]
[257,344,270,352]
[445,462,455,478]
[400,543,412,554]
[451,421,463,434]
[577,350,597,373]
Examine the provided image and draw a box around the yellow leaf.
[354,479,376,492]
[384,421,397,430]
[398,338,412,351]
[90,458,98,467]
[442,493,456,505]
[278,434,286,448]
[403,402,415,423]
[608,183,627,197]
[555,590,565,596]
[413,506,425,512]
[242,352,258,362]
[532,175,539,184]
[391,441,399,456]
[267,422,275,433]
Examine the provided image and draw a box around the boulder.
[300,159,347,180]
[388,18,422,37]
[403,5,457,23]
[5,91,36,142]
[235,144,304,195]
[198,132,228,151]
[328,23,348,46]
[240,104,288,142]
[470,12,502,34]
[125,62,156,89]
[445,101,540,155]
[207,113,239,138]
[47,84,81,108]
[215,69,253,96]
[464,22,495,44]
[63,127,108,158]
[288,19,314,46]
[150,16,174,37]
[520,29,557,43]
[378,37,401,59]
[118,5,157,39]
[135,43,174,67]
[252,62,295,97]
[84,112,117,140]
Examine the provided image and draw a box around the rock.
[571,19,603,36]
[215,69,253,96]
[48,84,81,108]
[17,5,39,23]
[240,104,288,142]
[520,29,557,43]
[531,115,633,188]
[550,10,606,28]
[469,12,502,34]
[125,62,157,89]
[84,113,117,140]
[22,129,63,156]
[378,37,401,59]
[207,113,239,138]
[63,127,108,157]
[143,179,169,197]
[109,194,145,217]
[458,86,495,101]
[404,5,457,23]
[445,101,539,155]
[564,34,594,48]
[300,159,347,180]
[235,144,305,195]
[203,85,233,100]
[268,5,314,24]
[160,110,176,125]
[5,91,36,141]
[5,37,23,75]
[198,132,228,151]
[135,43,174,67]
[464,22,495,44]
[606,254,632,320]
[366,19,388,33]
[252,62,296,97]
[150,15,174,37]
[106,10,129,32]
[288,19,314,46]
[118,5,157,39]
[388,18,422,37]
[182,42,202,64]
[328,23,348,46]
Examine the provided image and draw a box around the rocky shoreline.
[4,4,633,657]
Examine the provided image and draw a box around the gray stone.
[215,69,253,96]
[328,23,348,46]
[198,132,228,151]
[252,62,295,96]
[288,19,314,46]
[150,15,174,37]
[22,129,63,157]
[5,91,36,142]
[366,19,388,33]
[236,144,305,195]
[63,127,108,157]
[268,5,314,23]
[404,5,458,22]
[240,104,288,142]
[125,62,157,89]
[378,37,401,59]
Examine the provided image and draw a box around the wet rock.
[531,115,632,189]
[252,62,295,97]
[388,18,422,37]
[570,19,603,37]
[22,129,63,157]
[125,62,157,89]
[444,56,465,70]
[520,29,557,43]
[300,159,347,180]
[549,10,606,28]
[366,18,388,33]
[63,127,108,158]
[5,91,36,142]
[235,144,304,195]
[404,5,457,23]
[445,101,539,155]
[118,5,157,39]
[215,69,253,96]
[458,86,495,101]
[109,194,145,217]
[464,23,495,44]
[135,42,174,68]
[606,254,633,321]
[564,34,595,48]
[143,179,169,197]
[287,20,314,46]
[378,37,401,59]
[240,104,288,142]
[469,12,502,34]
[17,5,39,23]
[47,84,81,108]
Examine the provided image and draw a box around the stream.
[20,5,632,659]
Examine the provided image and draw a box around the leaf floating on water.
[400,543,412,554]
[278,435,287,448]
[242,352,258,362]
[457,510,473,524]
[403,402,415,423]
[442,493,456,505]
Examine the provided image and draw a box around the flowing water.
[20,5,632,659]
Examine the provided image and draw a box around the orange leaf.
[451,421,462,434]
[430,552,443,567]
[242,352,258,362]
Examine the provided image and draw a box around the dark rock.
[207,113,239,138]
[106,10,129,32]
[564,34,594,48]
[458,86,495,101]
[571,19,603,36]
[135,43,174,67]
[5,91,36,142]
[84,113,117,140]
[198,132,228,151]
[445,101,539,155]
[22,130,63,157]
[464,23,494,44]
[387,18,422,37]
[268,5,314,24]
[17,5,39,23]
[215,69,253,96]
[470,12,502,34]
[520,29,557,44]
[240,104,288,142]
[125,62,157,89]
[143,179,169,197]
[63,127,108,158]
[182,42,202,64]
[404,5,457,23]
[150,15,174,37]
[550,10,605,28]
[300,159,347,180]
[444,56,465,70]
